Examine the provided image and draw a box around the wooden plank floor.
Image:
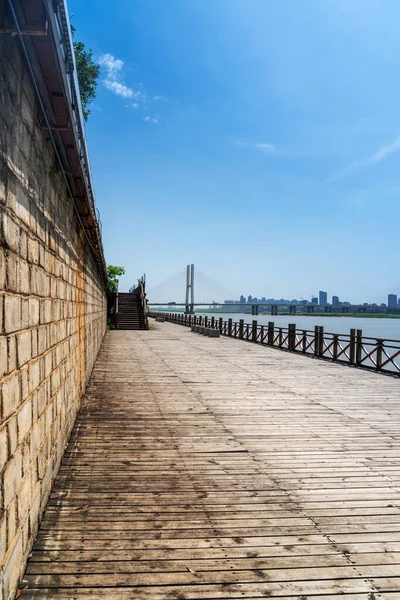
[20,322,400,599]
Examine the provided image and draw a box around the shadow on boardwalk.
[21,323,400,598]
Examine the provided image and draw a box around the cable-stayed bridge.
[146,265,372,315]
[146,264,240,313]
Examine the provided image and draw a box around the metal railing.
[148,312,400,376]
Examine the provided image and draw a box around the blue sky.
[70,0,400,303]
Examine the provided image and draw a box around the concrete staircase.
[117,292,147,330]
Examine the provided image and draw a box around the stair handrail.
[129,273,146,293]
[115,281,119,328]
[139,278,149,329]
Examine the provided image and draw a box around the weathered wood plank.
[19,325,400,598]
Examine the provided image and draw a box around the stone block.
[0,246,5,290]
[28,298,39,327]
[17,470,32,522]
[20,365,29,402]
[17,330,31,368]
[3,447,22,507]
[2,212,19,253]
[5,251,18,292]
[0,335,7,377]
[6,496,17,549]
[0,424,8,468]
[37,325,47,355]
[4,295,21,334]
[7,335,17,372]
[208,329,220,338]
[31,328,38,358]
[17,400,32,442]
[19,229,28,260]
[28,238,39,264]
[0,511,6,567]
[21,298,29,330]
[18,259,30,294]
[2,530,23,600]
[2,372,21,421]
[6,415,17,456]
[28,360,40,396]
[15,186,31,227]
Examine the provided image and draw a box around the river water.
[195,312,400,341]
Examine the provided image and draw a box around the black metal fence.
[149,312,400,376]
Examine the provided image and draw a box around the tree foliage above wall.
[71,25,100,121]
[107,265,126,293]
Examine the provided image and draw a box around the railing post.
[314,326,320,356]
[349,329,356,364]
[288,323,296,351]
[252,320,258,343]
[204,316,208,328]
[228,318,233,336]
[356,329,363,365]
[268,321,274,346]
[211,316,215,329]
[239,319,244,339]
[319,326,324,356]
[219,317,223,333]
[302,330,307,353]
[333,334,339,360]
[376,339,383,371]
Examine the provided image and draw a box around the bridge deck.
[21,322,400,599]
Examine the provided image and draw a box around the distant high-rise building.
[240,295,245,304]
[388,294,398,308]
[319,291,328,305]
[247,295,252,303]
[332,295,340,306]
[311,297,318,304]
[398,298,400,307]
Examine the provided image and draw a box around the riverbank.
[197,309,400,319]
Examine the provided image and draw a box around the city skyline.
[226,291,400,308]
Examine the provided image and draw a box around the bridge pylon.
[185,264,194,314]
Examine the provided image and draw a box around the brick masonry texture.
[0,32,107,600]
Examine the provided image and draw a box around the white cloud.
[327,135,400,183]
[154,95,167,102]
[370,136,400,163]
[99,53,141,99]
[143,116,158,124]
[237,140,278,154]
[104,80,137,98]
[254,143,277,154]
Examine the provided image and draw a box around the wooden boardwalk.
[21,322,400,599]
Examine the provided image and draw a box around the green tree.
[71,25,100,121]
[107,265,125,293]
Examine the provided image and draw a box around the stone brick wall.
[0,28,107,600]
